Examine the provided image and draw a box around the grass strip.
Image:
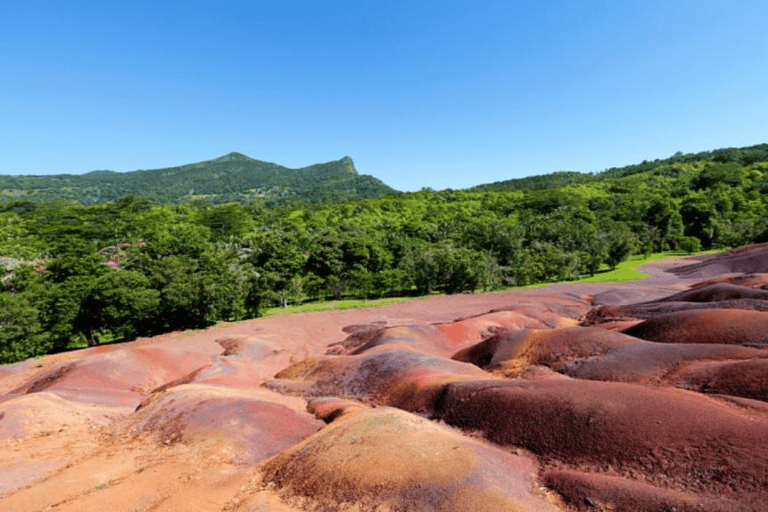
[260,250,717,318]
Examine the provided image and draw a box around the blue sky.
[1,1,767,191]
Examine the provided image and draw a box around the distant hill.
[468,143,768,192]
[0,153,398,206]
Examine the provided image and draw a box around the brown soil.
[620,308,768,345]
[2,253,768,511]
[668,243,768,277]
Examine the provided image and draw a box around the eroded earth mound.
[2,251,768,511]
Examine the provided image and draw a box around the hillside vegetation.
[0,153,396,206]
[1,143,768,363]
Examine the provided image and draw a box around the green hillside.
[0,153,397,206]
[469,143,768,192]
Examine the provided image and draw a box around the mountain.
[0,153,398,206]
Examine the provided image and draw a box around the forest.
[1,143,768,363]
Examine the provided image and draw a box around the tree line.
[2,148,768,363]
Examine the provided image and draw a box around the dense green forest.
[0,153,395,206]
[2,143,768,363]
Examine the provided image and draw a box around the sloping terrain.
[0,153,397,205]
[2,251,768,511]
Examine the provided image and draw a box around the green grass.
[574,250,718,284]
[492,251,691,291]
[72,250,718,345]
[252,250,719,319]
[260,296,418,318]
[573,252,679,283]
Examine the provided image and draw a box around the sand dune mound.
[669,243,768,277]
[564,341,768,386]
[260,406,561,512]
[332,307,581,358]
[620,308,768,345]
[266,344,489,413]
[10,346,217,408]
[544,469,747,512]
[0,392,127,439]
[670,358,768,402]
[584,298,768,325]
[689,272,768,289]
[434,374,768,504]
[128,384,323,464]
[340,324,457,356]
[649,282,768,302]
[452,327,640,376]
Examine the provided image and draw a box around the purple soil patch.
[266,344,488,410]
[583,298,768,325]
[11,347,216,408]
[190,358,269,388]
[325,322,389,355]
[564,341,768,384]
[0,458,71,497]
[544,469,749,512]
[131,384,323,464]
[16,362,78,394]
[435,309,561,351]
[647,283,768,303]
[670,358,768,402]
[306,396,369,422]
[190,337,287,388]
[214,336,282,359]
[433,373,768,499]
[689,272,768,290]
[341,307,581,359]
[347,324,451,356]
[620,308,768,346]
[452,327,641,374]
[669,243,768,277]
[590,288,660,306]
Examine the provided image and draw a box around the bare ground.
[2,251,768,511]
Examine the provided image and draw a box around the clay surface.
[2,251,768,511]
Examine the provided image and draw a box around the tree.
[126,255,212,332]
[195,203,255,240]
[0,291,49,363]
[0,265,50,363]
[600,221,636,270]
[680,193,718,248]
[678,236,702,254]
[43,239,110,350]
[402,243,502,294]
[642,193,683,251]
[73,270,160,346]
[463,220,524,267]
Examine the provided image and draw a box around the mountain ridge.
[2,142,767,206]
[0,153,396,206]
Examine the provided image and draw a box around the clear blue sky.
[2,0,766,191]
